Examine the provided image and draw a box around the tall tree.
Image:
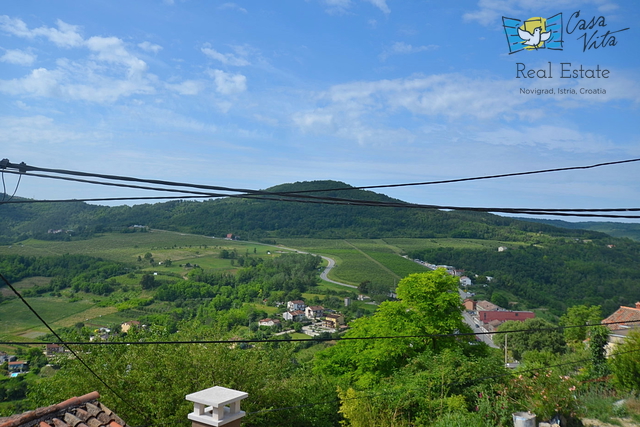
[314,270,472,388]
[560,304,602,343]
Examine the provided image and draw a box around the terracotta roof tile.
[0,392,129,427]
[603,305,640,330]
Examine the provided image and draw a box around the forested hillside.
[0,181,605,243]
[521,218,640,241]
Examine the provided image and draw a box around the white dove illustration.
[517,26,551,47]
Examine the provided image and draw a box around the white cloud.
[0,115,109,150]
[218,3,248,13]
[0,48,36,66]
[473,125,614,153]
[138,41,163,53]
[201,44,250,66]
[0,68,62,97]
[322,0,389,15]
[364,0,390,14]
[166,80,205,95]
[293,112,333,130]
[0,16,83,47]
[85,36,148,78]
[379,42,438,60]
[207,69,247,94]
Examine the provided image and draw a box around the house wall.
[479,311,535,323]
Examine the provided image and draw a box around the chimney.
[186,386,248,427]
[636,302,640,310]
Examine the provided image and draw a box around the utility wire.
[276,157,640,194]
[1,318,637,346]
[1,169,639,218]
[0,272,150,423]
[2,160,640,218]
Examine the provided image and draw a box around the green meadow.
[0,232,525,350]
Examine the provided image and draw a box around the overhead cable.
[0,272,150,422]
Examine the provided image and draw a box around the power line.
[277,157,640,194]
[2,168,640,218]
[0,272,150,423]
[1,318,636,347]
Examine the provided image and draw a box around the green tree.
[610,330,640,396]
[587,326,610,380]
[490,292,509,309]
[560,304,602,343]
[496,318,566,361]
[357,280,371,294]
[139,274,156,290]
[28,325,340,427]
[314,270,471,388]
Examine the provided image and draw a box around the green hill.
[2,180,640,315]
[517,218,640,241]
[0,180,604,244]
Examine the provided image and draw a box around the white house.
[459,276,472,287]
[283,310,305,322]
[258,318,281,327]
[287,300,306,311]
[305,305,324,319]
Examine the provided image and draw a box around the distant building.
[287,300,306,312]
[258,318,281,327]
[324,313,345,329]
[121,320,141,333]
[478,310,535,323]
[283,310,305,322]
[459,276,472,287]
[463,298,476,311]
[305,305,324,319]
[8,360,28,373]
[46,343,66,356]
[602,302,640,349]
[476,300,500,311]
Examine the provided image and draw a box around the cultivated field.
[0,231,525,351]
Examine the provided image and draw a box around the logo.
[503,13,564,54]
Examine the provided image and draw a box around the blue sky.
[1,0,638,220]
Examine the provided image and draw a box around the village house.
[459,276,472,287]
[305,305,324,319]
[477,310,535,323]
[286,300,306,311]
[283,310,305,322]
[463,298,476,311]
[602,302,640,349]
[121,320,141,333]
[46,343,66,356]
[8,360,28,373]
[323,313,345,329]
[475,300,501,311]
[258,318,281,327]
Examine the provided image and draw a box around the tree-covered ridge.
[518,217,640,242]
[410,238,640,315]
[1,182,609,243]
[0,254,127,292]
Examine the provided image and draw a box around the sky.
[0,0,639,221]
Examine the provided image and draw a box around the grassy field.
[0,297,95,343]
[0,232,526,351]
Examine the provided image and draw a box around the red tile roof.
[0,392,130,427]
[602,303,640,330]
